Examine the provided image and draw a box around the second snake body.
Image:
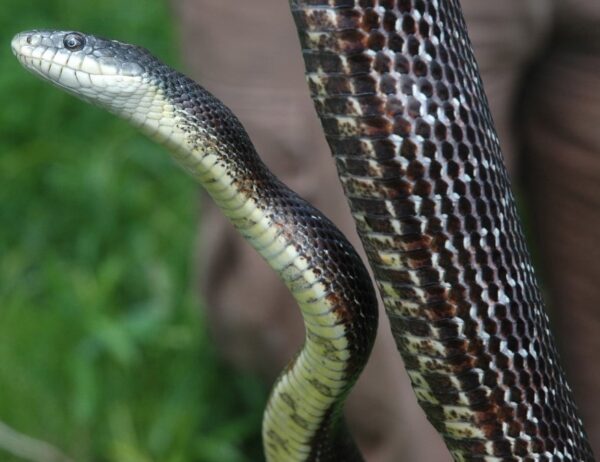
[291,0,594,460]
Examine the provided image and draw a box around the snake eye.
[63,32,85,51]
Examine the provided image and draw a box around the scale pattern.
[289,0,595,460]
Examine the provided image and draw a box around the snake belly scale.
[11,30,378,461]
[290,0,594,460]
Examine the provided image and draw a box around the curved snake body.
[290,0,594,460]
[11,30,377,461]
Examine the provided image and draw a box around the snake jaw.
[11,30,148,100]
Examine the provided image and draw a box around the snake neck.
[126,70,378,461]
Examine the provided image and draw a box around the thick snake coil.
[290,0,595,460]
[10,0,596,460]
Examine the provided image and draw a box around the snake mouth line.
[12,40,133,81]
[14,52,141,99]
[18,57,106,101]
[14,54,76,89]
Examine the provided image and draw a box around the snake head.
[11,29,184,134]
[11,30,163,111]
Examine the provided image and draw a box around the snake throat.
[12,29,378,462]
[290,0,595,460]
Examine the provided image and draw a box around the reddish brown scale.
[289,0,595,460]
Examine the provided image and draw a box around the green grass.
[0,1,266,460]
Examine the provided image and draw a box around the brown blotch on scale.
[393,116,412,137]
[433,318,462,340]
[321,117,348,136]
[395,53,410,73]
[382,10,397,32]
[380,74,397,95]
[326,138,363,157]
[371,139,398,160]
[324,76,352,95]
[347,197,381,216]
[385,95,405,117]
[308,10,336,30]
[404,247,433,269]
[377,268,413,285]
[326,292,353,326]
[361,115,392,137]
[336,8,362,30]
[361,8,381,31]
[398,317,433,337]
[335,157,371,177]
[388,33,405,52]
[361,215,393,233]
[401,233,434,252]
[358,0,376,9]
[318,96,353,115]
[413,178,432,197]
[338,29,368,55]
[353,74,378,94]
[344,174,411,200]
[367,30,386,51]
[425,299,457,320]
[303,51,344,73]
[357,94,386,116]
[347,53,374,74]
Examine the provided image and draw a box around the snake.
[11,27,378,461]
[10,0,595,461]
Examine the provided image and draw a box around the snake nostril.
[26,35,32,45]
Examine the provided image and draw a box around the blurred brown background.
[175,0,600,460]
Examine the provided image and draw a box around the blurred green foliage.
[0,1,266,460]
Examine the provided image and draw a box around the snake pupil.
[63,33,85,51]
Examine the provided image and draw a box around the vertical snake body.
[290,0,595,460]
